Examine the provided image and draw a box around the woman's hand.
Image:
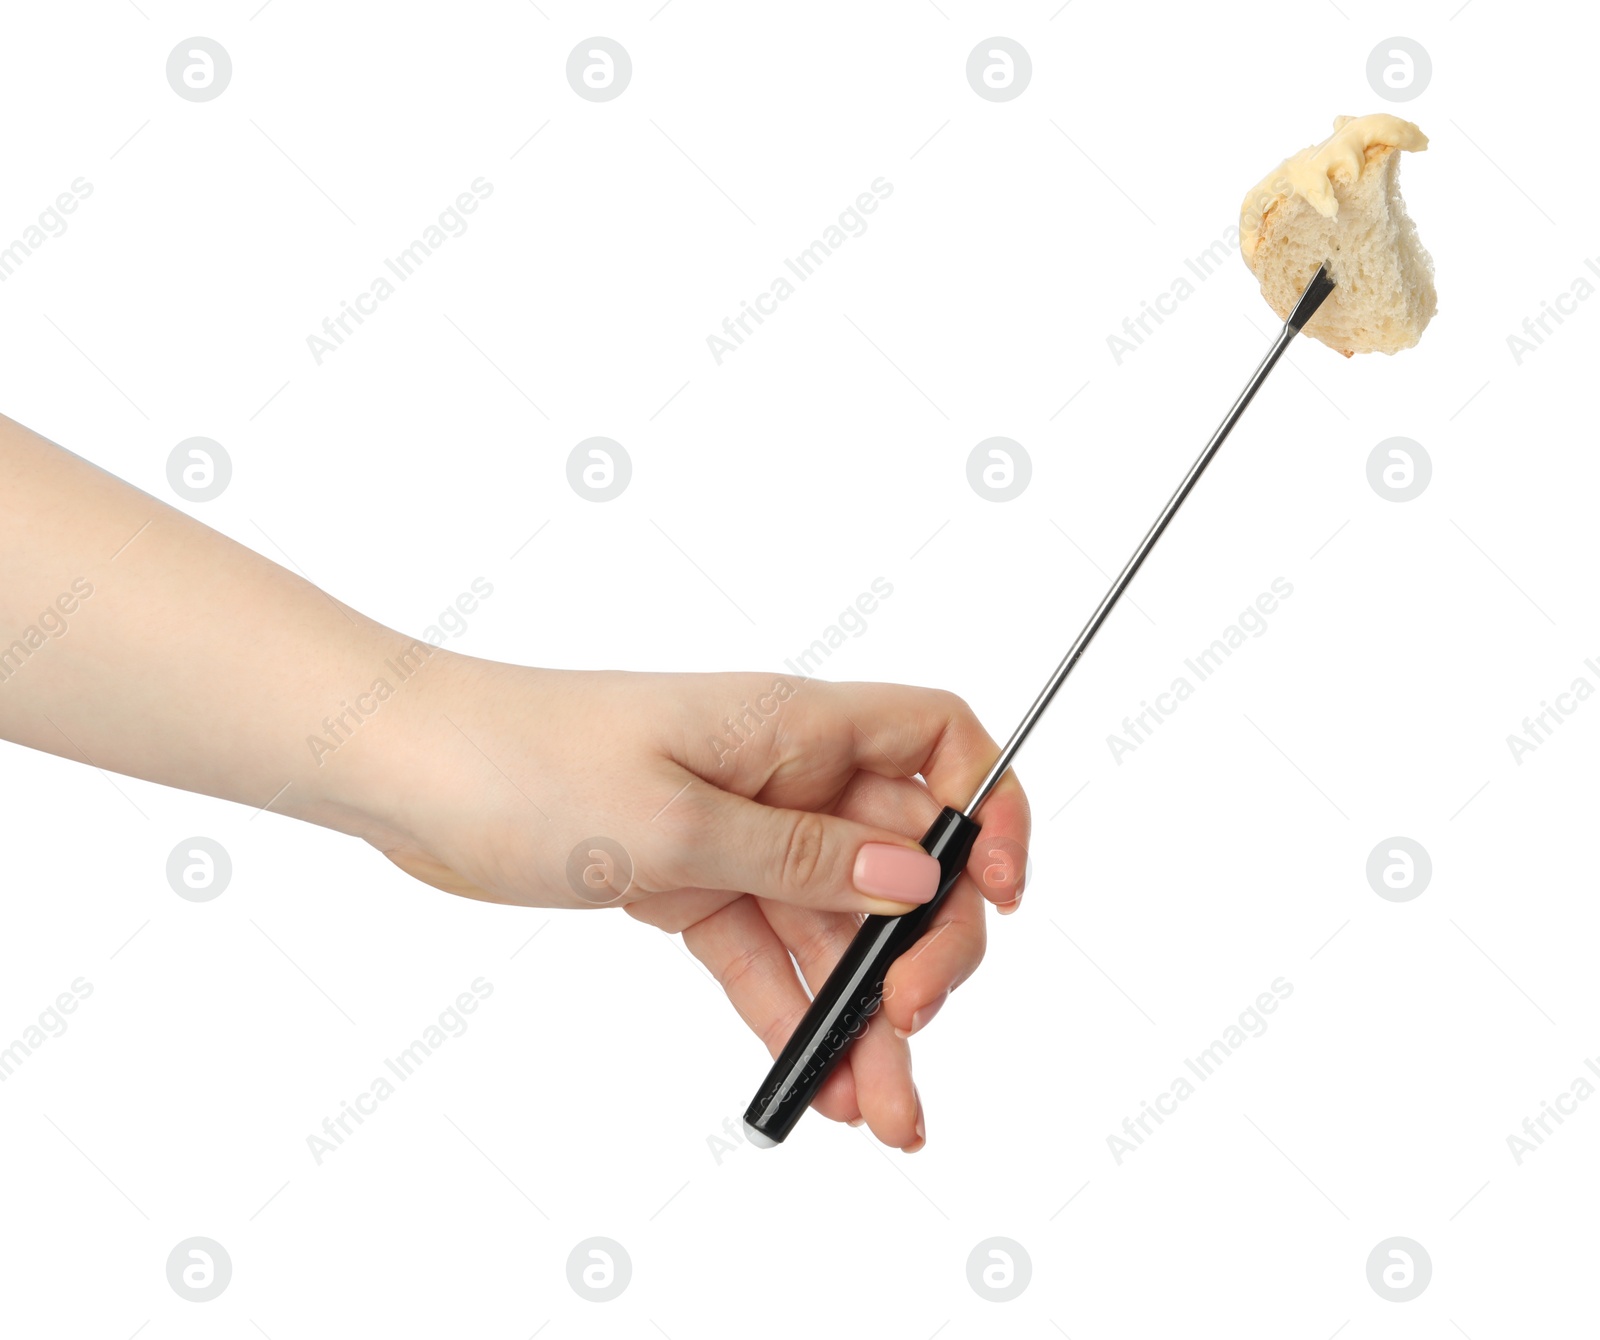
[0,411,1030,1153]
[357,654,1032,1153]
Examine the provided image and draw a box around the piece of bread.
[1239,114,1435,356]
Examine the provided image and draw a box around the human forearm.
[0,412,431,838]
[1,409,1033,1151]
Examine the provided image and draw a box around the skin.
[0,412,1031,1152]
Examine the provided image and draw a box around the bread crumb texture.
[1240,114,1436,356]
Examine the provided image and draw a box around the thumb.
[654,783,943,916]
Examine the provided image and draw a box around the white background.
[1,1,1595,1335]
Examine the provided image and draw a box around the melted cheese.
[1239,114,1428,262]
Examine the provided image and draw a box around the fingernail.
[895,991,949,1040]
[914,992,948,1033]
[904,1086,926,1152]
[853,843,939,904]
[998,891,1024,916]
[847,1116,866,1127]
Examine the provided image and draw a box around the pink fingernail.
[853,844,939,903]
[911,993,948,1035]
[895,992,949,1040]
[905,1085,926,1152]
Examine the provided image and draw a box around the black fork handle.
[742,806,981,1146]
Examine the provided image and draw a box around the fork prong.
[1286,262,1337,333]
